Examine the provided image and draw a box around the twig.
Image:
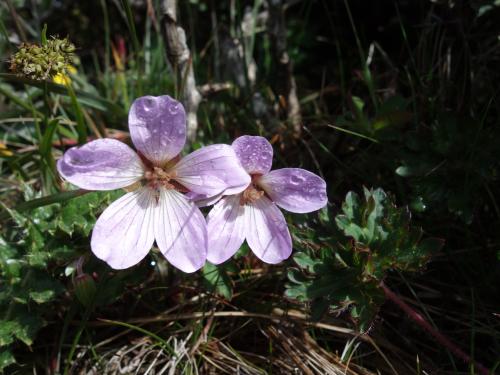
[90,310,353,335]
[267,0,302,137]
[188,311,214,356]
[380,282,490,375]
[5,0,27,42]
[84,308,398,374]
[160,0,201,141]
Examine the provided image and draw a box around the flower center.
[240,175,265,205]
[144,167,176,190]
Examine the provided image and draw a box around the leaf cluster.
[396,113,500,223]
[286,188,443,331]
[0,188,117,370]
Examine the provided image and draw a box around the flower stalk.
[380,282,490,375]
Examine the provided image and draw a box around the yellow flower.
[0,142,13,157]
[53,65,77,86]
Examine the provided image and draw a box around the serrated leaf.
[12,312,43,346]
[29,289,58,304]
[0,349,15,370]
[27,276,64,304]
[0,321,16,346]
[293,252,320,273]
[284,283,308,300]
[57,192,103,235]
[305,271,355,299]
[343,191,360,220]
[287,268,308,284]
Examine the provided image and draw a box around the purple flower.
[206,135,327,265]
[57,95,250,272]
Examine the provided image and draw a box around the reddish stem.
[380,282,490,375]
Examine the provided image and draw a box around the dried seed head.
[9,37,76,81]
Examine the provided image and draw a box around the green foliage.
[202,262,235,300]
[0,349,15,370]
[0,188,119,368]
[335,95,412,140]
[73,273,97,308]
[396,114,500,223]
[286,188,443,331]
[0,1,499,372]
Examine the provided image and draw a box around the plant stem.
[380,282,490,375]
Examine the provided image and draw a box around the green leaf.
[284,283,308,300]
[66,83,87,144]
[0,349,15,370]
[286,186,443,329]
[39,118,60,158]
[410,196,427,212]
[202,263,232,300]
[395,165,415,177]
[293,252,320,273]
[40,24,48,45]
[0,321,16,346]
[73,274,97,307]
[0,312,43,347]
[0,73,124,114]
[13,313,44,346]
[57,191,103,235]
[287,268,308,284]
[28,277,64,304]
[1,190,90,221]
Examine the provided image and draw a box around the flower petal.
[245,196,292,264]
[207,195,246,264]
[154,188,207,273]
[174,144,251,197]
[186,192,223,207]
[259,168,327,213]
[90,187,156,269]
[57,138,144,190]
[232,135,273,174]
[129,95,186,165]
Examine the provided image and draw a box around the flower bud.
[73,273,96,307]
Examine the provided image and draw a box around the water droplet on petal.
[169,103,180,115]
[142,98,155,112]
[134,97,159,120]
[290,175,301,185]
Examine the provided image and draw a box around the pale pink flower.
[57,95,249,272]
[205,136,327,264]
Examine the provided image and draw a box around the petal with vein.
[129,95,186,165]
[259,168,327,213]
[232,135,273,174]
[174,144,250,197]
[154,188,207,273]
[186,192,224,208]
[207,195,246,264]
[91,187,156,269]
[57,138,144,190]
[245,196,292,264]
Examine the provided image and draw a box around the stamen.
[240,185,265,205]
[144,167,177,190]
